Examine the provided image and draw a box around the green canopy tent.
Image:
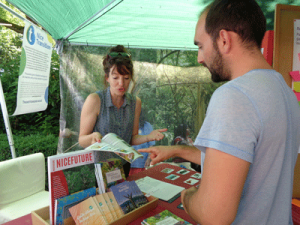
[5,0,205,50]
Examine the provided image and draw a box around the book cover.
[128,181,148,207]
[55,187,96,225]
[107,191,124,219]
[100,158,126,192]
[91,197,108,224]
[68,196,107,225]
[142,210,192,225]
[110,181,148,214]
[102,192,118,221]
[48,150,96,225]
[93,194,115,224]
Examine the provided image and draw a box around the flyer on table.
[13,21,53,116]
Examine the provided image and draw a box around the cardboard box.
[31,195,158,225]
[31,206,50,225]
[110,195,158,225]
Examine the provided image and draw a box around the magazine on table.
[141,209,192,225]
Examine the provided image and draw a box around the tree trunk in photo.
[196,83,206,132]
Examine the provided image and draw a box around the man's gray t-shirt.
[194,69,300,225]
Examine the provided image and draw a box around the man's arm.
[182,147,250,224]
[138,145,201,165]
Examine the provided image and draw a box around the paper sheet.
[135,176,185,201]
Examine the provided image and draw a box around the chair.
[0,153,49,224]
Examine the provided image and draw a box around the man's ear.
[218,29,231,54]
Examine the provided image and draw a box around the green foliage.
[63,164,95,193]
[0,17,61,136]
[152,50,223,142]
[0,133,58,161]
[0,0,25,26]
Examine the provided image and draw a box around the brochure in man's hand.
[85,133,143,163]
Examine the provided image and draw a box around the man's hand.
[139,145,175,165]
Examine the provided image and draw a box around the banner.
[293,19,300,72]
[13,21,53,116]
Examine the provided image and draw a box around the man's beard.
[204,43,230,83]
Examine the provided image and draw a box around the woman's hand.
[147,128,168,141]
[91,132,102,144]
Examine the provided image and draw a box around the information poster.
[293,19,300,153]
[292,20,300,103]
[13,21,53,116]
[293,19,300,72]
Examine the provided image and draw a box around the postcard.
[176,169,190,175]
[161,168,174,173]
[191,173,202,179]
[184,178,199,185]
[165,174,180,180]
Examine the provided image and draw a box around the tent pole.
[64,0,123,40]
[0,2,28,22]
[0,77,16,159]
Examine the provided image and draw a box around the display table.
[127,163,200,224]
[5,162,299,225]
[1,214,32,225]
[2,163,199,225]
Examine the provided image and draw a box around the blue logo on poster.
[44,87,48,104]
[27,25,35,45]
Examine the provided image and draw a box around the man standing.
[140,0,300,224]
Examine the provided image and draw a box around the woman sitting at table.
[78,45,167,177]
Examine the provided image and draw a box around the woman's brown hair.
[102,45,133,86]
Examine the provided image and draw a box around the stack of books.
[54,187,97,225]
[67,181,148,225]
[68,192,124,225]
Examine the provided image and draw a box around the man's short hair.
[205,0,266,49]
